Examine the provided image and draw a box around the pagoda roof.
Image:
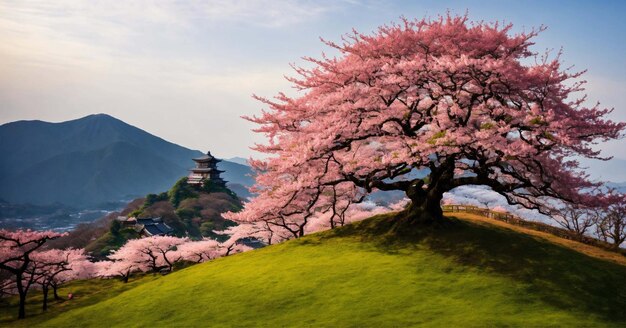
[193,151,221,163]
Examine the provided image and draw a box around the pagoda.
[187,151,227,186]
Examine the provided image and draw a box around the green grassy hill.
[5,213,626,327]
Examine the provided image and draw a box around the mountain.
[26,212,626,327]
[226,156,249,166]
[0,114,253,207]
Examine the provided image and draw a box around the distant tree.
[96,259,136,283]
[177,239,248,263]
[219,221,289,246]
[596,196,626,249]
[31,248,91,311]
[110,219,122,237]
[0,229,64,319]
[108,236,187,274]
[551,203,597,237]
[145,192,169,207]
[227,14,624,234]
[177,239,221,263]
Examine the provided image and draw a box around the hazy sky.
[1,0,624,163]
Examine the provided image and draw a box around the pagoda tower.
[187,151,227,186]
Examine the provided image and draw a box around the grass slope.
[12,213,626,327]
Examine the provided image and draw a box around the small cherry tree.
[96,259,137,283]
[108,236,187,275]
[31,248,90,311]
[178,239,223,263]
[227,14,624,234]
[0,229,64,319]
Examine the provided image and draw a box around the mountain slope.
[36,213,626,327]
[0,114,253,206]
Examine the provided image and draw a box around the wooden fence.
[442,204,626,256]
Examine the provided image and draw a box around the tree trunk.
[42,285,49,312]
[53,284,60,300]
[18,292,26,319]
[16,273,26,319]
[403,194,444,224]
[399,180,444,226]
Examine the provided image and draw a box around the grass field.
[3,212,626,327]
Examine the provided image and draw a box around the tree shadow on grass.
[325,213,626,324]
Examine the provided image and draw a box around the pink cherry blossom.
[0,229,64,319]
[225,14,624,236]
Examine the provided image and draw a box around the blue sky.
[0,1,624,179]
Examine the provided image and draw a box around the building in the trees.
[135,218,174,237]
[116,216,136,227]
[187,151,227,186]
[115,216,173,237]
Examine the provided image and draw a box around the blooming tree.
[218,221,291,246]
[96,259,137,283]
[227,14,624,233]
[31,248,91,311]
[0,229,64,319]
[178,239,224,263]
[108,236,187,276]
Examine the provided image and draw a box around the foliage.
[227,14,624,237]
[23,213,626,327]
[145,192,169,207]
[97,236,248,282]
[0,229,65,319]
[200,180,239,200]
[105,236,188,275]
[85,180,243,256]
[168,177,198,208]
[84,228,140,260]
[109,220,122,237]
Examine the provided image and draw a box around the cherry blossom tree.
[108,236,187,275]
[177,239,224,263]
[96,259,137,283]
[0,229,64,319]
[227,14,624,234]
[31,248,90,311]
[219,221,292,246]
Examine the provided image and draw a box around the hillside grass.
[4,212,626,327]
[0,274,159,325]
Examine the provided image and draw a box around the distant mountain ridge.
[0,114,253,207]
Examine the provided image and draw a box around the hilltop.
[0,114,253,207]
[46,177,242,258]
[5,211,625,327]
